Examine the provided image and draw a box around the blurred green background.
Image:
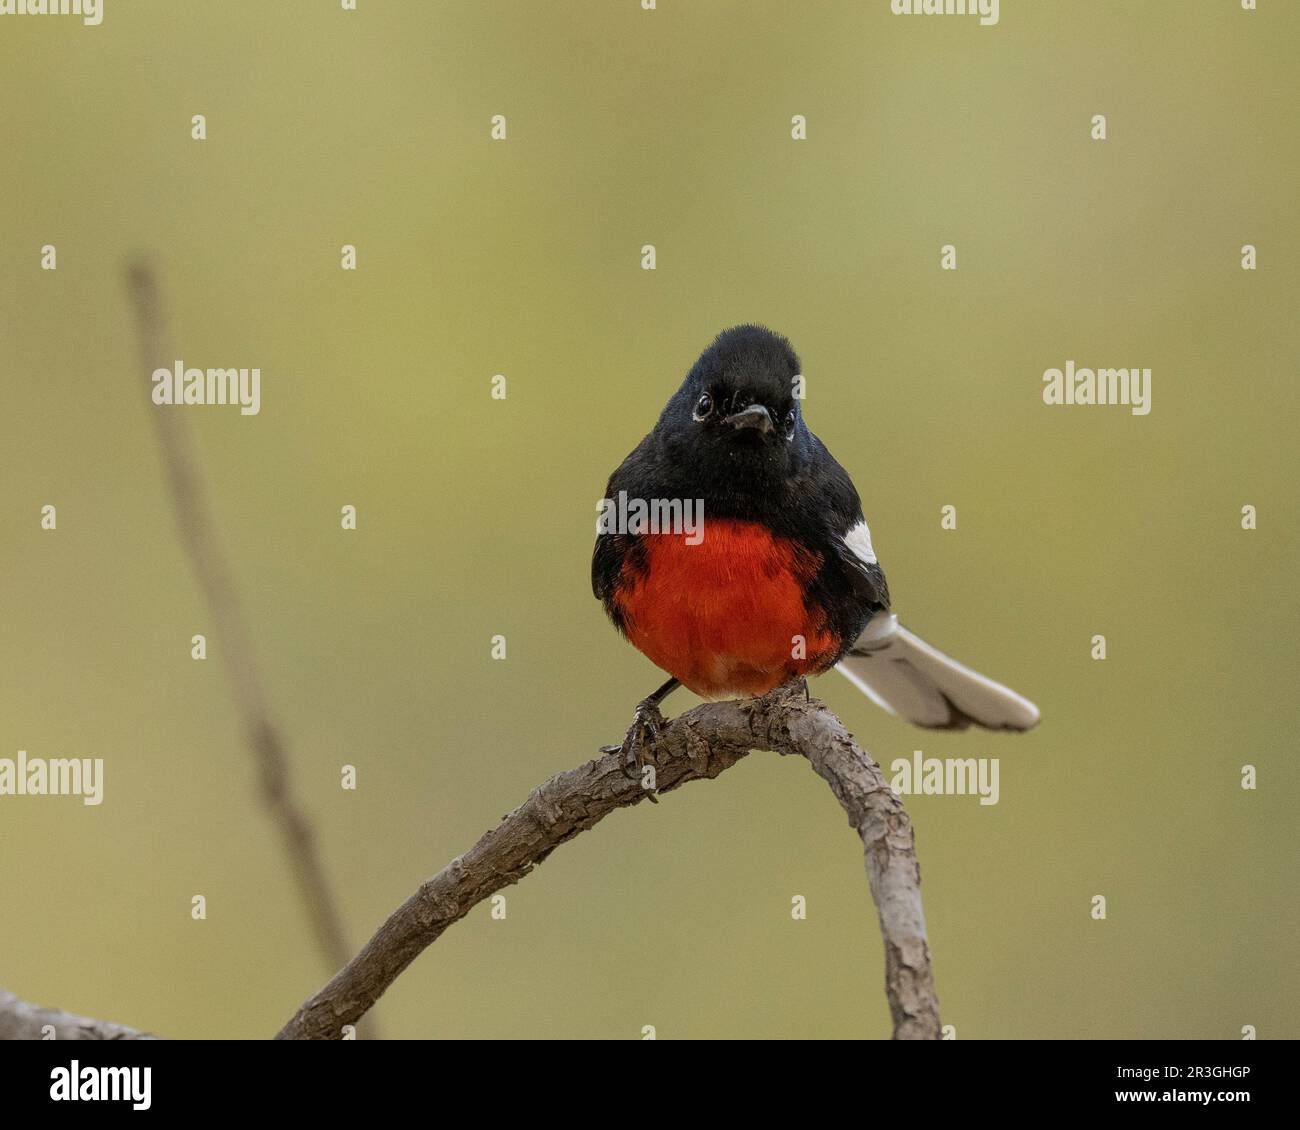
[1,1,1296,1040]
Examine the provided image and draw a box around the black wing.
[787,433,890,651]
[592,437,657,630]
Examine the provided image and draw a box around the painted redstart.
[594,325,1039,774]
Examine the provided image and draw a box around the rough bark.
[0,990,155,1041]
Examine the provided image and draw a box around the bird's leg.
[600,678,680,782]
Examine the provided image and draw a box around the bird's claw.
[604,699,666,785]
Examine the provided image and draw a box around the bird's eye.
[783,409,796,433]
[693,393,713,421]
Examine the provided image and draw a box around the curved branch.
[276,684,940,1040]
[0,989,155,1041]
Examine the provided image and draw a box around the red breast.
[613,519,840,698]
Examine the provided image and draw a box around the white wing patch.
[843,519,877,566]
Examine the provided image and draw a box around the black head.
[654,326,809,493]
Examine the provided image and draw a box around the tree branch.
[0,989,155,1041]
[276,684,940,1040]
[122,263,359,999]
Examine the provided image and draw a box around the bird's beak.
[723,403,774,434]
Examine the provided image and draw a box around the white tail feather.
[835,612,1040,731]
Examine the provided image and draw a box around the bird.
[593,324,1039,775]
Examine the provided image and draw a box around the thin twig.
[123,262,359,1007]
[0,989,155,1041]
[276,685,940,1040]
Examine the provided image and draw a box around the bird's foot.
[600,696,667,784]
